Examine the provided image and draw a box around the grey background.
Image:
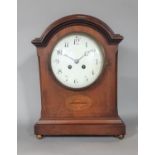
[18,0,138,155]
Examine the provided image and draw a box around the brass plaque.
[65,95,92,111]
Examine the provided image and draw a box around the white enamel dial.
[51,33,105,89]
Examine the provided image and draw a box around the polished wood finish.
[32,14,123,47]
[32,14,125,137]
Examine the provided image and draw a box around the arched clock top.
[31,14,123,47]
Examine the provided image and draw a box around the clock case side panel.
[36,47,48,119]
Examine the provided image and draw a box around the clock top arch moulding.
[31,14,123,47]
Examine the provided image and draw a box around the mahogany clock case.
[32,14,126,137]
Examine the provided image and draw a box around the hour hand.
[63,54,75,62]
[63,54,80,64]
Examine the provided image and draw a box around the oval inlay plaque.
[65,95,92,111]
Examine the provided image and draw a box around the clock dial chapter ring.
[50,32,105,90]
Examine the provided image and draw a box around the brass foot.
[117,134,124,139]
[36,135,43,139]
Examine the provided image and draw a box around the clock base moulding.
[34,117,125,138]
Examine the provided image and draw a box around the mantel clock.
[32,14,126,139]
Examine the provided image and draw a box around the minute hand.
[77,49,94,62]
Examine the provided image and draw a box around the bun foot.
[117,134,124,139]
[36,135,43,139]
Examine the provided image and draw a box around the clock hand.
[63,49,95,64]
[76,49,95,62]
[63,54,75,62]
[84,49,95,56]
[63,54,80,64]
[77,55,85,61]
